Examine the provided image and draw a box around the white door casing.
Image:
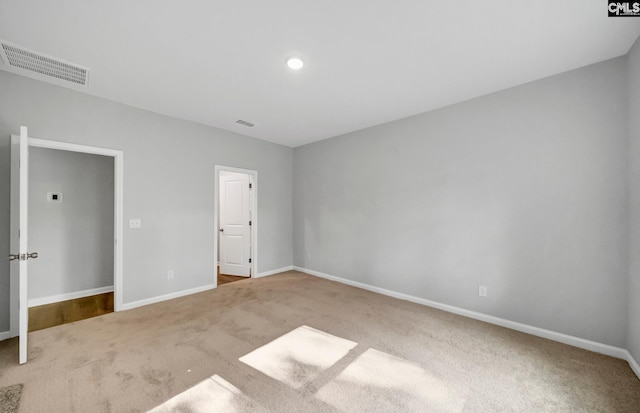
[219,172,251,277]
[9,126,31,364]
[27,138,124,312]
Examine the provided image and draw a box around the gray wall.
[628,37,640,362]
[294,57,629,348]
[1,42,637,355]
[28,147,114,300]
[0,70,293,329]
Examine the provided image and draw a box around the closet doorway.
[27,147,115,331]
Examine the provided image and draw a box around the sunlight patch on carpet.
[239,325,357,389]
[147,375,264,413]
[316,348,468,413]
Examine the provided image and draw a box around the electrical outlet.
[129,219,142,229]
[479,285,487,297]
[167,270,175,280]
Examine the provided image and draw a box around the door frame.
[214,165,257,286]
[9,137,124,337]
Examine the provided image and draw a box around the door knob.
[219,228,224,232]
[8,252,38,261]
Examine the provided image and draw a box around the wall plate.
[47,192,63,203]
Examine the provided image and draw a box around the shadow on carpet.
[0,384,23,413]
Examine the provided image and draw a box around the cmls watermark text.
[609,1,640,16]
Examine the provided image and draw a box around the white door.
[219,173,251,277]
[9,126,37,364]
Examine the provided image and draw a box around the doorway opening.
[214,166,257,287]
[9,136,123,343]
[27,147,115,331]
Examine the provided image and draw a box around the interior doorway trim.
[27,138,124,312]
[214,165,257,287]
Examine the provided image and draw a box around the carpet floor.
[0,384,22,413]
[0,271,638,412]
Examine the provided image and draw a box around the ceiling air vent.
[0,41,89,86]
[236,119,255,127]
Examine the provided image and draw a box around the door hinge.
[249,183,252,189]
[249,220,252,226]
[249,258,252,263]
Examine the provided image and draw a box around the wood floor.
[29,270,244,332]
[218,274,248,285]
[28,292,114,332]
[217,265,250,285]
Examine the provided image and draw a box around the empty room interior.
[1,1,640,412]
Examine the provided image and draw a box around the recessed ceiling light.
[287,57,304,70]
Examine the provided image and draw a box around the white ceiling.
[1,1,639,147]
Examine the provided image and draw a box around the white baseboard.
[255,265,294,278]
[120,284,216,311]
[121,265,292,311]
[293,266,631,363]
[28,286,114,308]
[626,351,640,379]
[0,330,14,341]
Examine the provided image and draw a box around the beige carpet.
[0,271,638,412]
[0,384,22,413]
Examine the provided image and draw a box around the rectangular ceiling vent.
[0,41,89,86]
[236,119,255,127]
